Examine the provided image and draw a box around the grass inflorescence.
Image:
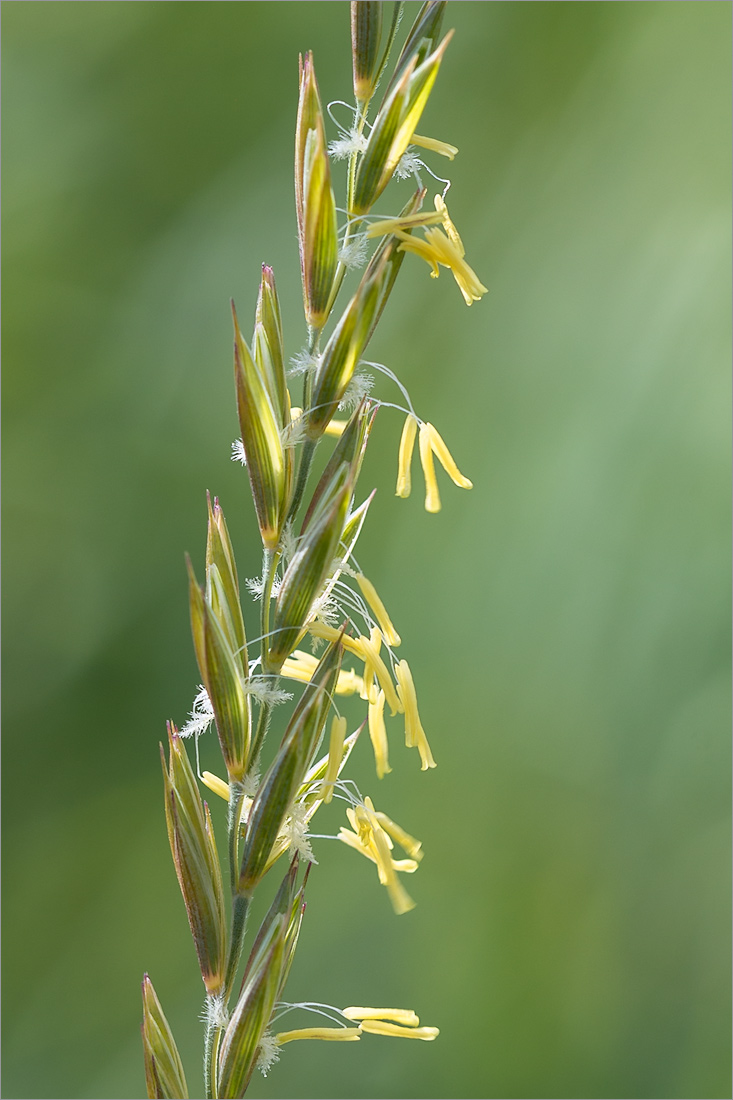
[142,4,485,1097]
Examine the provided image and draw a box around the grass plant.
[142,5,485,1096]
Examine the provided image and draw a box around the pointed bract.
[306,262,386,440]
[295,53,339,327]
[162,730,228,994]
[188,558,250,780]
[233,305,289,549]
[387,1,447,92]
[269,465,354,668]
[238,640,342,893]
[206,496,248,678]
[218,917,285,1099]
[142,975,190,1099]
[302,399,373,531]
[253,265,288,425]
[351,1,383,104]
[351,33,452,215]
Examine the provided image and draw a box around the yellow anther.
[418,423,442,513]
[368,690,391,779]
[374,810,423,861]
[290,406,346,437]
[339,827,385,874]
[320,715,347,804]
[378,854,416,914]
[324,418,347,437]
[396,414,418,499]
[356,573,401,646]
[395,660,436,770]
[281,650,319,683]
[394,226,487,305]
[200,771,230,802]
[338,825,371,858]
[307,620,363,657]
[415,421,473,511]
[282,649,363,696]
[359,627,381,704]
[342,1007,420,1027]
[391,858,419,873]
[275,1027,361,1044]
[411,133,458,160]
[425,422,472,489]
[354,634,402,716]
[336,667,365,696]
[352,802,375,848]
[359,1020,439,1040]
[433,193,464,252]
[339,830,410,867]
[364,798,415,914]
[396,230,441,278]
[340,797,419,913]
[365,212,444,239]
[338,828,417,874]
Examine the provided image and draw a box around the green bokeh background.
[3,3,730,1098]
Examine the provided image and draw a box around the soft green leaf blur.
[3,3,730,1098]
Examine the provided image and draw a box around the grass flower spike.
[295,52,339,328]
[142,975,190,1100]
[143,5,484,1096]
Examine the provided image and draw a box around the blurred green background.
[3,2,730,1098]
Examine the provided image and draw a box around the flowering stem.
[322,105,370,321]
[347,103,368,215]
[285,437,317,527]
[372,2,405,96]
[248,698,272,779]
[288,326,322,527]
[227,785,246,895]
[224,893,250,1002]
[143,10,476,1096]
[303,324,319,410]
[260,547,280,667]
[203,1010,222,1100]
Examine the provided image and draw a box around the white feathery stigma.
[285,802,317,863]
[179,685,215,739]
[394,149,424,181]
[243,677,292,706]
[328,128,368,161]
[231,438,247,465]
[339,371,374,412]
[257,1033,281,1077]
[246,574,283,601]
[289,348,320,377]
[338,234,369,270]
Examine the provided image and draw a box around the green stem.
[321,105,370,323]
[248,698,272,776]
[303,324,320,411]
[285,437,317,528]
[288,323,323,527]
[224,893,250,1002]
[376,3,405,89]
[203,1005,221,1100]
[347,102,368,214]
[227,786,245,895]
[211,1026,222,1099]
[259,547,279,669]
